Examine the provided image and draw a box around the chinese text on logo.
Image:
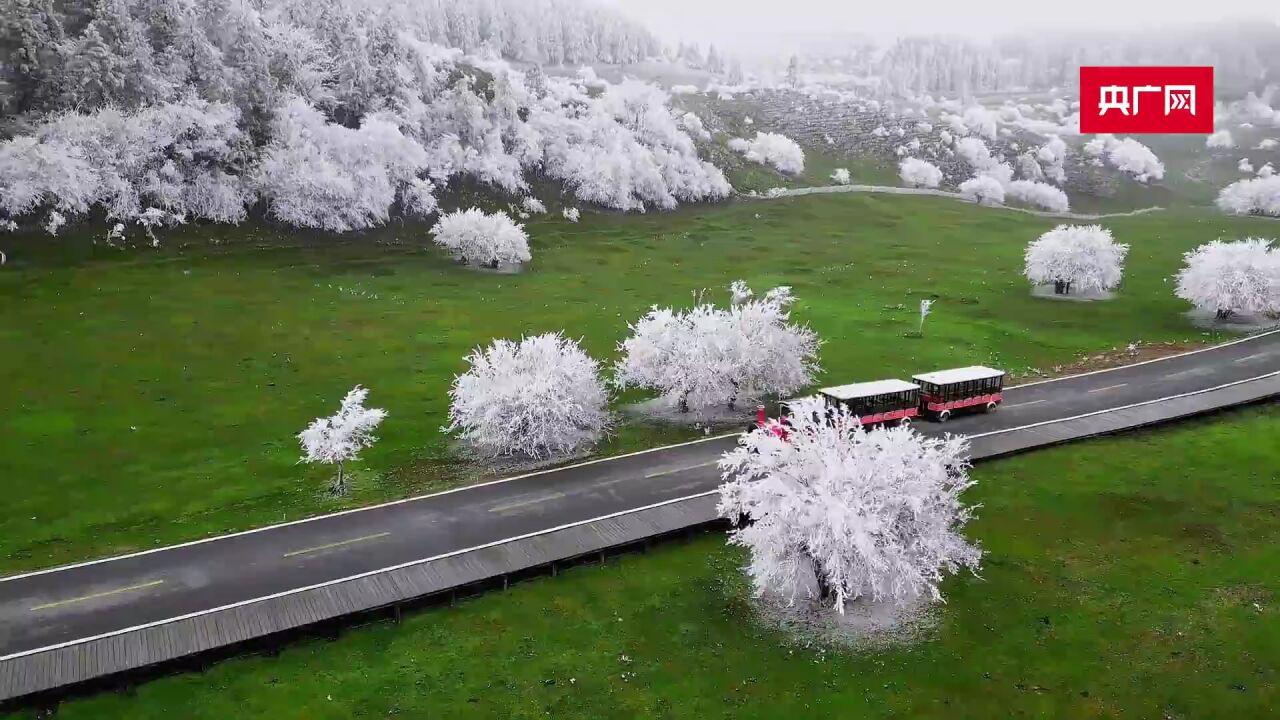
[1079,66,1213,134]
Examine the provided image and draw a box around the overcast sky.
[597,0,1280,52]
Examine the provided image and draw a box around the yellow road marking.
[488,492,567,513]
[1234,352,1271,364]
[644,461,716,479]
[31,580,165,611]
[1004,399,1046,409]
[282,532,390,558]
[1087,383,1128,394]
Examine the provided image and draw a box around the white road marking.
[1003,399,1047,409]
[1163,367,1210,380]
[644,461,716,479]
[1087,383,1128,394]
[282,532,390,558]
[30,580,165,612]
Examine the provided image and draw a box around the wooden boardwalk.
[2,372,1277,705]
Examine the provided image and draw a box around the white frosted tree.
[1087,136,1165,183]
[1216,176,1280,217]
[958,175,1005,205]
[730,132,805,175]
[615,284,819,414]
[717,397,982,612]
[1024,224,1128,295]
[298,385,388,496]
[446,332,610,458]
[830,168,851,185]
[898,158,942,188]
[430,208,531,267]
[722,286,821,409]
[1206,130,1235,150]
[1174,238,1280,320]
[1006,180,1070,213]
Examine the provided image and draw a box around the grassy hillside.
[21,406,1280,719]
[0,194,1275,572]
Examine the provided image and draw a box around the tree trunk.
[679,393,689,414]
[806,551,833,603]
[727,381,738,411]
[1054,280,1071,295]
[331,462,347,496]
[1216,308,1234,321]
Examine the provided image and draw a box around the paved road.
[1,331,1277,660]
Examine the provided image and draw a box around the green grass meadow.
[20,406,1279,720]
[1,193,1276,572]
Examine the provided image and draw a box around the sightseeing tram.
[818,379,920,427]
[750,365,1006,435]
[910,365,1005,422]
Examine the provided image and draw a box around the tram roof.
[911,365,1006,386]
[819,378,920,400]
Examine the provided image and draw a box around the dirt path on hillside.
[746,184,1166,221]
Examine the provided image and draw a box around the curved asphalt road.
[0,331,1277,659]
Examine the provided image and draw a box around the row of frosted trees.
[1024,225,1280,321]
[298,282,982,618]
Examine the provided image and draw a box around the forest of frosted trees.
[816,23,1280,97]
[0,0,735,235]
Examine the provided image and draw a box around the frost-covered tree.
[1024,224,1128,295]
[1206,129,1236,150]
[298,385,388,496]
[730,132,805,175]
[1174,238,1280,319]
[898,158,942,188]
[918,298,934,335]
[958,174,1005,205]
[1216,176,1280,217]
[0,97,250,232]
[830,168,851,185]
[717,397,982,611]
[430,208,531,267]
[445,332,610,458]
[1087,135,1165,183]
[1006,180,1069,213]
[1035,136,1067,184]
[785,54,800,89]
[562,207,581,223]
[0,1,722,234]
[615,284,819,414]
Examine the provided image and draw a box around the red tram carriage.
[910,366,1006,422]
